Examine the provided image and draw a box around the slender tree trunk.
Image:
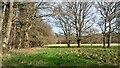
[103,19,107,48]
[3,0,13,48]
[78,30,81,47]
[25,32,29,48]
[18,26,22,49]
[0,2,6,64]
[13,23,16,49]
[0,2,6,47]
[103,34,106,48]
[26,24,32,48]
[107,21,111,48]
[18,37,21,49]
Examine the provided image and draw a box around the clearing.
[2,45,119,67]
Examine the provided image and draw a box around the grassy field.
[2,46,119,67]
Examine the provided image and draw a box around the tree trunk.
[77,38,81,47]
[103,34,106,48]
[25,32,29,48]
[107,34,111,48]
[0,2,6,47]
[3,0,13,48]
[66,37,70,47]
[13,23,16,49]
[18,26,22,49]
[107,21,111,48]
[103,18,107,48]
[26,25,32,48]
[67,40,70,47]
[18,37,21,49]
[90,36,92,46]
[91,43,92,46]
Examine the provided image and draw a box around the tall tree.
[97,2,118,47]
[116,2,120,33]
[0,1,6,47]
[51,2,92,47]
[97,16,107,48]
[2,0,13,48]
[8,2,55,49]
[52,3,74,47]
[72,2,92,47]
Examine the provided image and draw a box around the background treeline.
[56,33,120,44]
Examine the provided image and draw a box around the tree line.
[51,2,120,48]
[0,1,56,49]
[0,1,120,49]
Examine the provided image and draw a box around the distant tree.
[97,16,107,48]
[29,18,55,47]
[51,2,93,47]
[71,2,92,47]
[85,27,99,46]
[52,3,74,47]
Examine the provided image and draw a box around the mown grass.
[2,46,119,67]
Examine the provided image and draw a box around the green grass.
[2,46,119,67]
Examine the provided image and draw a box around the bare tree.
[97,2,118,47]
[85,27,99,46]
[51,2,92,47]
[71,2,92,47]
[52,3,74,47]
[97,16,107,48]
